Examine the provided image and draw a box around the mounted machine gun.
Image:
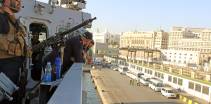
[32,17,96,53]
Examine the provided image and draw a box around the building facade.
[161,49,200,67]
[168,27,211,53]
[120,30,168,49]
[119,30,168,61]
[92,30,120,57]
[167,27,211,68]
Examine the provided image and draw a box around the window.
[149,70,152,75]
[168,76,172,82]
[155,72,158,77]
[161,74,164,79]
[158,73,161,77]
[188,82,194,89]
[178,78,183,86]
[202,86,209,95]
[195,84,201,92]
[173,77,177,84]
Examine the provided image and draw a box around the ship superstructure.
[7,0,94,103]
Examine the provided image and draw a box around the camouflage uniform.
[0,11,26,104]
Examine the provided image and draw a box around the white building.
[93,42,108,57]
[161,49,200,68]
[92,30,120,56]
[93,30,109,43]
[92,30,109,56]
[203,60,211,72]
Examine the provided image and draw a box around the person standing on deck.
[0,0,30,103]
[62,31,94,74]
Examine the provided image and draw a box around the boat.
[0,0,94,103]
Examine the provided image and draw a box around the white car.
[161,87,177,98]
[120,71,126,75]
[113,68,118,71]
[140,78,150,86]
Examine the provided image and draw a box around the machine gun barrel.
[32,17,96,53]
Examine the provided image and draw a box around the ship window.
[189,82,194,89]
[168,75,172,82]
[195,84,201,92]
[202,86,209,95]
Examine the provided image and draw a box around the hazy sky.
[38,0,211,33]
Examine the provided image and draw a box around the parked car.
[102,63,112,68]
[113,67,118,71]
[118,66,128,75]
[94,61,102,65]
[161,87,177,98]
[149,79,163,91]
[139,75,150,86]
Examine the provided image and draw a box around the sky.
[38,0,211,33]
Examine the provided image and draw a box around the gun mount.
[32,17,96,53]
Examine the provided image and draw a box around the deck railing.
[47,63,83,104]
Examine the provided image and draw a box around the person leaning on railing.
[83,40,94,64]
[62,31,94,75]
[0,0,31,103]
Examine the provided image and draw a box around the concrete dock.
[91,69,182,104]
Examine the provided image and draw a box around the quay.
[91,68,181,104]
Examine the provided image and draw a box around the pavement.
[91,68,182,104]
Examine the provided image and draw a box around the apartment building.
[120,30,168,49]
[119,30,168,61]
[161,49,200,68]
[164,27,211,67]
[168,27,211,53]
